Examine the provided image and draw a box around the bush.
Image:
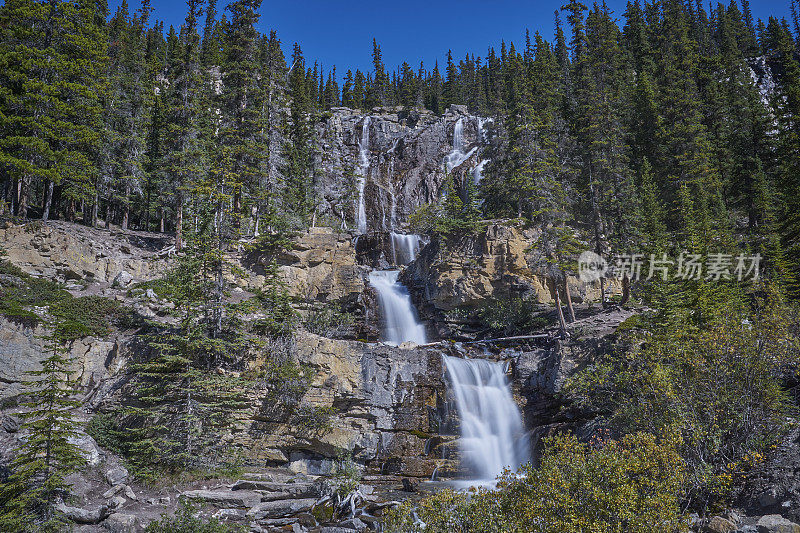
[566,282,799,510]
[385,432,686,533]
[303,303,354,337]
[145,500,242,532]
[476,297,552,336]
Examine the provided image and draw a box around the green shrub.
[385,432,686,533]
[566,283,799,510]
[303,303,354,337]
[476,297,552,336]
[145,500,242,532]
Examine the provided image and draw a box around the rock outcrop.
[0,220,170,285]
[312,105,485,233]
[230,332,448,479]
[401,223,618,334]
[0,316,126,401]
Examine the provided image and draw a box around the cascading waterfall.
[473,118,490,184]
[443,355,529,483]
[369,270,427,346]
[390,233,421,266]
[444,117,477,172]
[356,117,371,234]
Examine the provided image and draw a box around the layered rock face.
[235,333,452,478]
[0,220,170,285]
[0,317,126,401]
[243,227,366,305]
[312,105,485,232]
[401,223,618,334]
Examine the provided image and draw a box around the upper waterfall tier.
[312,105,489,233]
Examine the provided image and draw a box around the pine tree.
[107,0,151,230]
[0,321,85,532]
[0,0,108,221]
[162,0,206,251]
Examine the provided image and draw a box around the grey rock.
[68,434,102,466]
[756,515,800,533]
[102,513,138,533]
[180,489,261,508]
[55,502,110,524]
[102,484,125,499]
[145,288,157,300]
[104,465,130,486]
[0,414,19,433]
[112,271,134,288]
[338,517,367,530]
[246,498,317,520]
[123,485,137,501]
[109,495,127,509]
[212,508,247,521]
[232,480,319,500]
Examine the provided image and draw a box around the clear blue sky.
[118,0,793,77]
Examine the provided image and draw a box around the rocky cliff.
[312,105,486,233]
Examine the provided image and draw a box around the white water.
[473,118,490,185]
[356,117,371,234]
[390,232,421,265]
[369,270,427,346]
[444,118,477,173]
[443,355,529,483]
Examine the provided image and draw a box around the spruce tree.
[0,321,85,532]
[0,0,108,221]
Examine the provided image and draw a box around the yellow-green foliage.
[385,432,686,533]
[567,282,799,509]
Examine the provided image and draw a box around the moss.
[0,258,129,340]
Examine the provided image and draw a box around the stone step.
[246,498,318,520]
[179,489,261,508]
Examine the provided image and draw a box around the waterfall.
[390,232,421,265]
[473,118,490,185]
[369,270,427,346]
[356,117,371,234]
[443,355,529,483]
[444,117,477,172]
[473,159,487,185]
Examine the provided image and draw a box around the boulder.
[104,465,130,486]
[112,271,134,288]
[757,515,800,533]
[68,434,102,466]
[232,480,319,500]
[0,414,19,433]
[102,513,138,532]
[55,502,110,524]
[704,516,737,533]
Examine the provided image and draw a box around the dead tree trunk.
[562,276,576,322]
[550,277,568,334]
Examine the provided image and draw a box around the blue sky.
[118,0,793,77]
